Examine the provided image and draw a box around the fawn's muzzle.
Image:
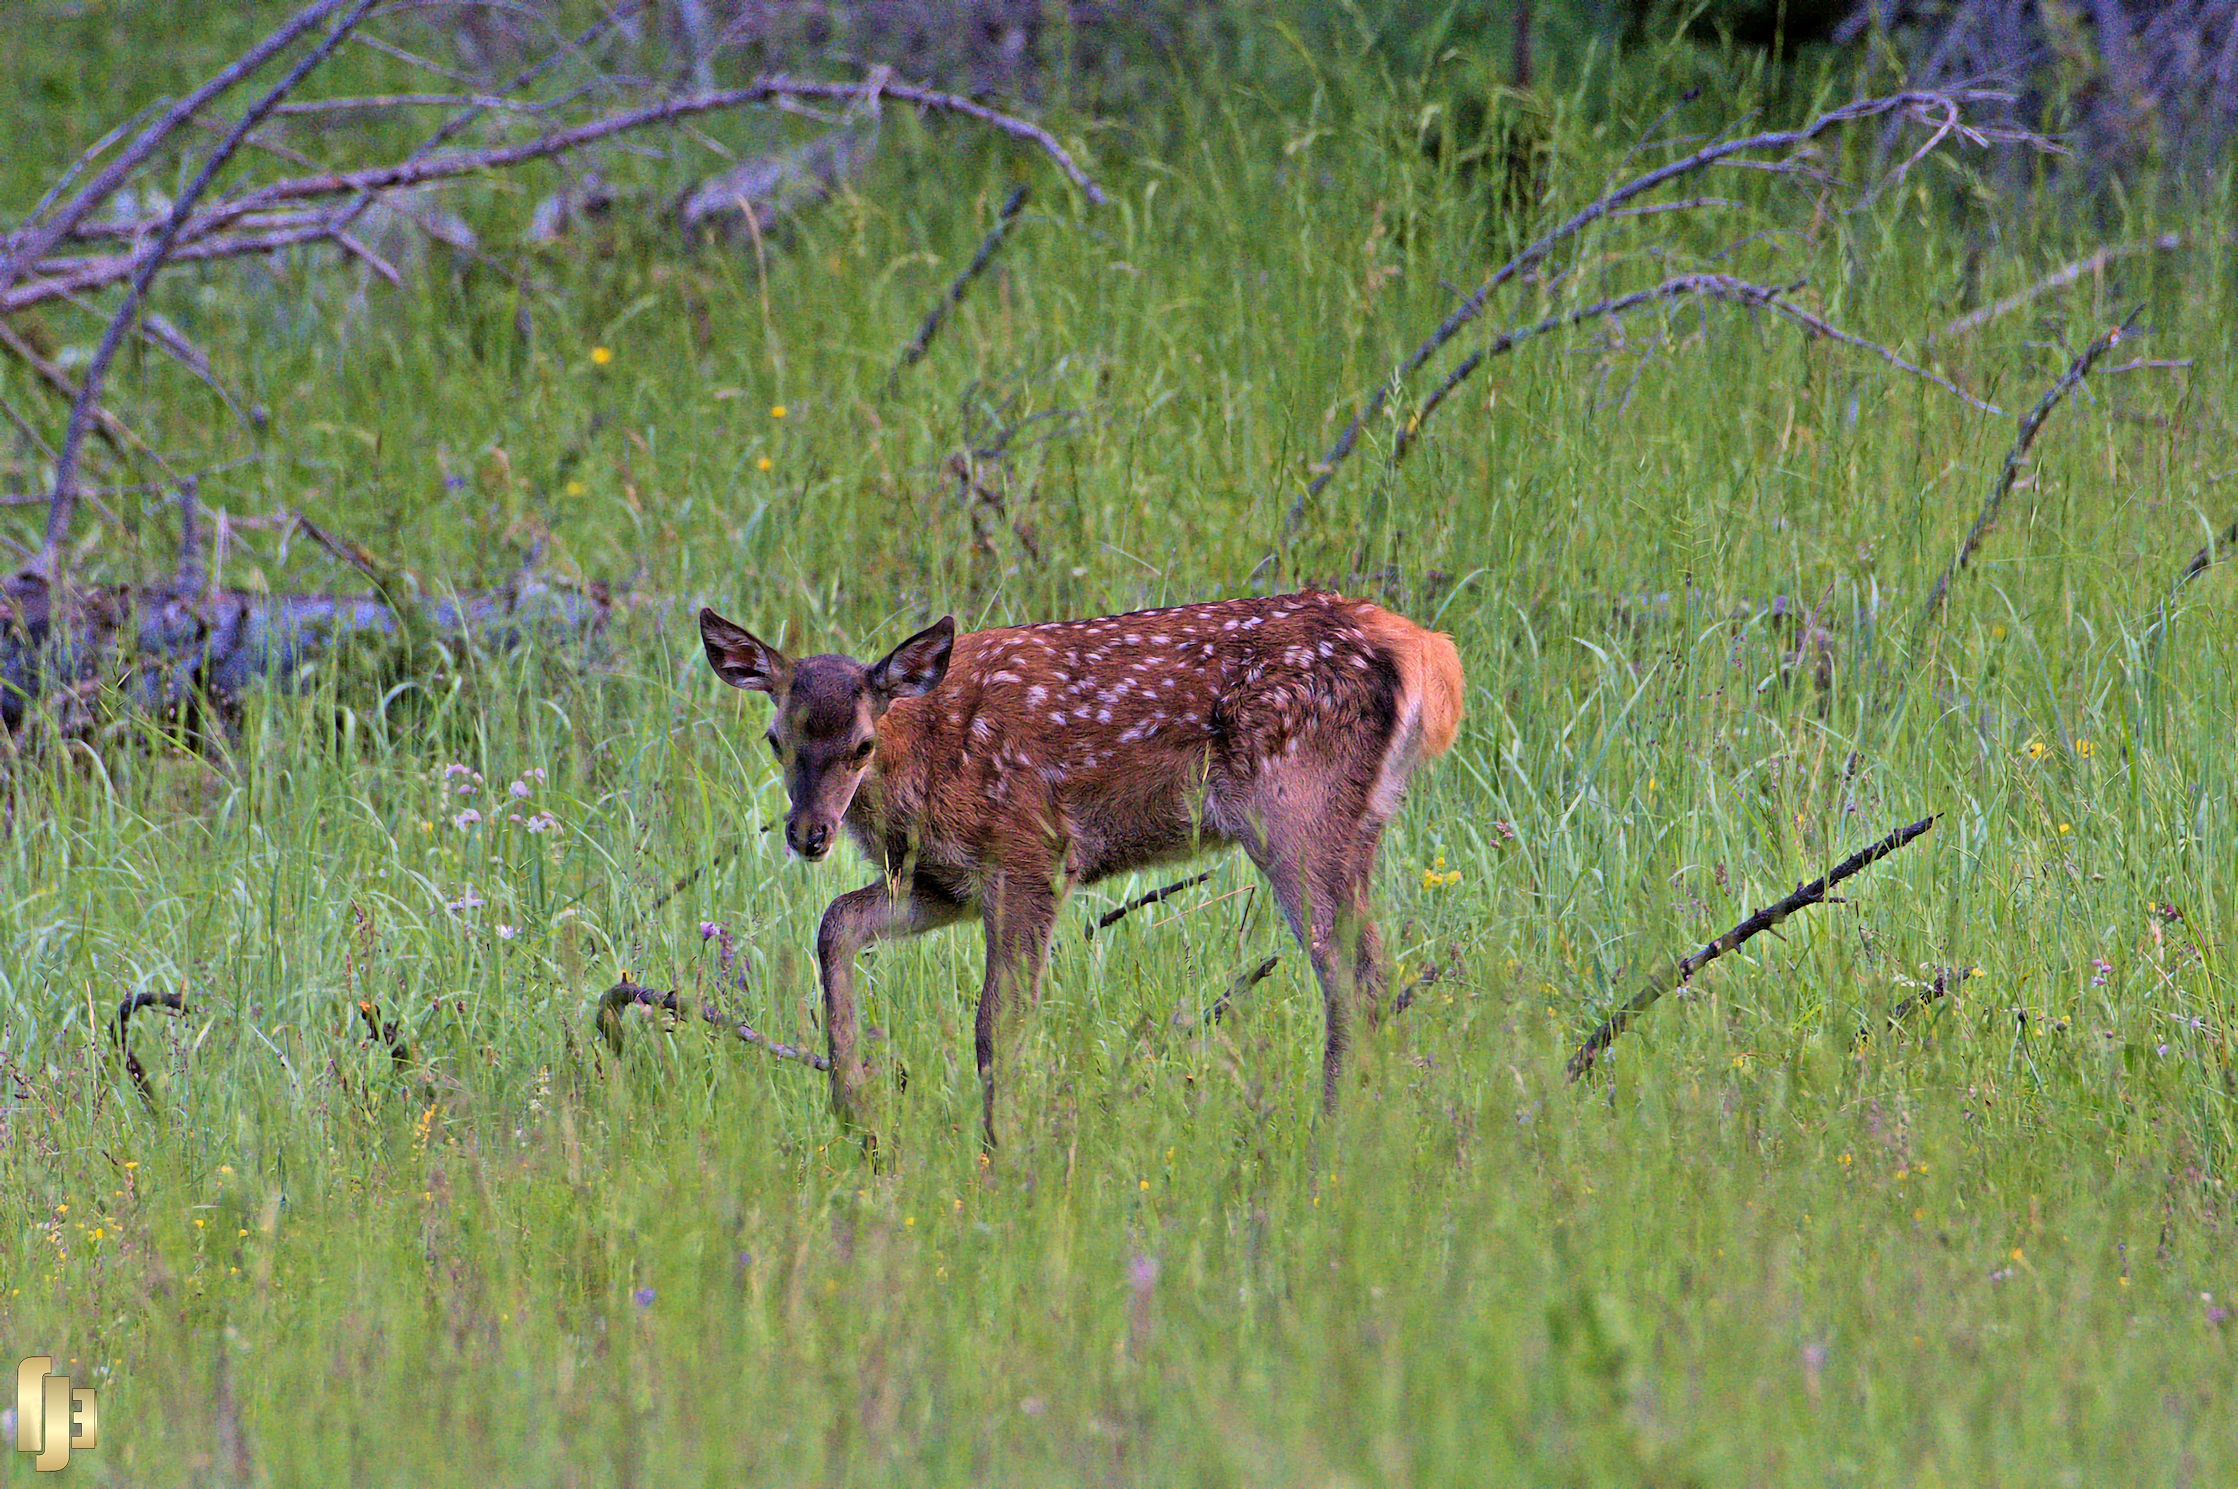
[787,819,832,860]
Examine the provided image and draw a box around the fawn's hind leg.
[974,863,1062,1151]
[1236,772,1375,1112]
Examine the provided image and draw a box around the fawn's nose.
[788,820,831,859]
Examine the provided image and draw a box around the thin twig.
[270,92,548,116]
[1938,233,2185,341]
[1915,308,2141,639]
[0,0,347,295]
[700,1001,830,1070]
[0,317,162,465]
[7,223,353,311]
[34,0,376,583]
[316,3,646,250]
[1083,868,1216,941]
[1293,89,2037,522]
[1565,814,1938,1081]
[887,184,1029,391]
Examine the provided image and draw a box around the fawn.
[699,590,1464,1148]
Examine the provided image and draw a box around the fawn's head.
[698,607,955,861]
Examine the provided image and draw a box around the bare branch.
[1207,956,1281,1025]
[0,317,162,466]
[0,0,348,296]
[1292,89,2036,524]
[2173,514,2238,590]
[596,979,831,1071]
[888,183,1030,392]
[32,0,377,584]
[1753,288,2002,415]
[1083,867,1217,941]
[1915,309,2142,639]
[1391,273,1996,467]
[1566,814,1937,1081]
[1938,233,2186,341]
[700,1001,830,1071]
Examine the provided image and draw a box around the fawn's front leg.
[975,866,1061,1151]
[817,876,968,1141]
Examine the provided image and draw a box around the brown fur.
[700,589,1467,1150]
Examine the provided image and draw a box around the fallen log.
[0,569,614,735]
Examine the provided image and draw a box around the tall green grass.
[2,18,2234,1484]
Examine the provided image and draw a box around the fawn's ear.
[699,607,790,693]
[867,616,955,707]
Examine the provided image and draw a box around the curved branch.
[1292,89,2042,525]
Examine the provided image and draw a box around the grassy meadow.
[2,11,2236,1483]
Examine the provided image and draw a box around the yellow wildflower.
[756,456,773,472]
[2023,740,2049,760]
[2057,822,2072,835]
[564,480,586,497]
[590,346,612,367]
[2073,739,2095,757]
[770,403,787,419]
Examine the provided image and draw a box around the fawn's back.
[856,589,1463,894]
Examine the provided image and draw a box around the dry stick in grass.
[2174,514,2238,588]
[1207,956,1281,1025]
[0,0,347,295]
[1565,814,1937,1082]
[33,0,377,585]
[597,979,830,1071]
[1084,868,1217,941]
[1938,233,2186,342]
[1913,308,2142,642]
[115,989,189,1106]
[887,183,1030,392]
[1292,89,2035,522]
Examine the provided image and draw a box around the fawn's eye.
[852,739,875,762]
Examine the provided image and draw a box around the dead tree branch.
[1207,956,1281,1025]
[1084,868,1217,941]
[1293,89,2040,524]
[1566,814,1937,1081]
[1938,233,2186,341]
[33,0,377,584]
[1914,308,2141,639]
[596,978,830,1071]
[0,0,348,296]
[700,1001,830,1071]
[2174,514,2238,590]
[1393,273,1996,466]
[4,74,1103,318]
[887,183,1030,392]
